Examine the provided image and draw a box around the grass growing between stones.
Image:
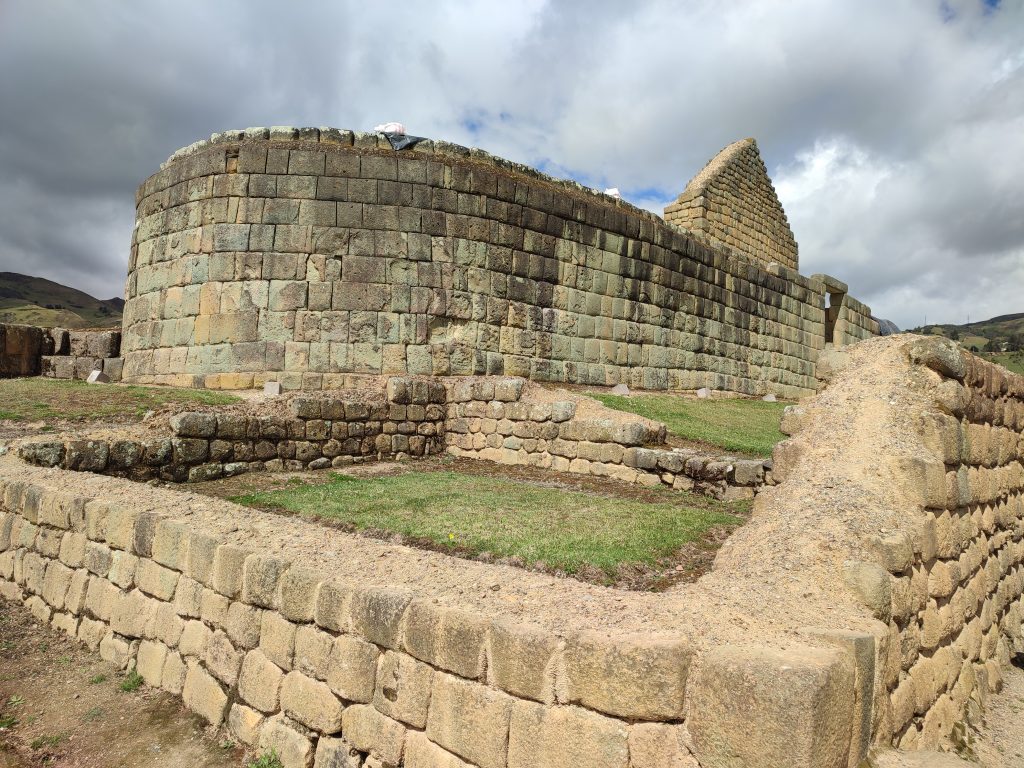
[588,393,786,457]
[0,378,238,422]
[232,471,743,578]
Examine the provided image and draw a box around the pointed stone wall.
[664,138,799,271]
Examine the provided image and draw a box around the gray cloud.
[0,0,1020,328]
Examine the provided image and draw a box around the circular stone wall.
[122,126,849,396]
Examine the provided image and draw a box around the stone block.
[403,600,487,679]
[201,589,232,631]
[313,737,363,768]
[206,628,245,686]
[111,589,159,639]
[136,639,168,687]
[294,624,333,680]
[341,704,406,766]
[151,601,185,647]
[350,586,412,650]
[314,580,353,633]
[226,601,264,649]
[162,650,187,695]
[488,619,560,702]
[183,661,230,726]
[136,559,179,601]
[507,701,628,768]
[242,553,291,608]
[426,673,514,768]
[260,610,297,670]
[228,703,265,747]
[240,649,286,714]
[212,544,252,598]
[99,631,133,669]
[281,670,344,733]
[179,619,212,658]
[373,650,433,728]
[687,644,855,768]
[564,631,692,719]
[280,566,320,622]
[627,723,698,768]
[327,634,379,703]
[404,732,473,768]
[259,713,315,768]
[152,519,191,572]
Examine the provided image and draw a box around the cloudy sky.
[0,0,1020,330]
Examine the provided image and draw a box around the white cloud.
[0,0,1021,330]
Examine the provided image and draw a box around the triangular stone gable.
[664,138,799,271]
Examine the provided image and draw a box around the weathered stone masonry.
[121,127,877,398]
[4,337,1024,766]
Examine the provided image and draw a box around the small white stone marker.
[762,393,777,402]
[610,383,630,395]
[696,387,711,399]
[263,381,283,396]
[86,370,110,384]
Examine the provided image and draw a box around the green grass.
[989,352,1024,376]
[0,378,238,422]
[87,673,107,685]
[119,670,144,692]
[246,749,284,768]
[589,393,786,457]
[231,471,743,577]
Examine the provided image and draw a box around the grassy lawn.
[231,471,743,578]
[589,393,786,457]
[0,378,239,422]
[988,352,1024,376]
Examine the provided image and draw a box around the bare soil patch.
[0,599,241,768]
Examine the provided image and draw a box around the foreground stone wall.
[772,337,1024,755]
[121,127,877,398]
[663,139,799,272]
[0,470,714,768]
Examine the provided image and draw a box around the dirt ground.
[972,659,1024,767]
[0,600,242,768]
[190,454,748,591]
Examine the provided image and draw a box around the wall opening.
[824,290,845,344]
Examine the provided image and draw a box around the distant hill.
[907,312,1024,354]
[0,272,123,329]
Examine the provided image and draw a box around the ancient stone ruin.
[3,128,1020,768]
[119,127,876,398]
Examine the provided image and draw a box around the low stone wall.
[18,376,772,500]
[0,470,708,768]
[444,381,769,500]
[0,323,123,381]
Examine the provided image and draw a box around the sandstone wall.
[121,127,876,399]
[0,470,719,768]
[663,139,799,272]
[0,323,123,381]
[771,337,1024,755]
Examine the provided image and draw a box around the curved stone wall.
[123,127,877,396]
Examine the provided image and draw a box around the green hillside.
[0,272,123,329]
[908,313,1024,354]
